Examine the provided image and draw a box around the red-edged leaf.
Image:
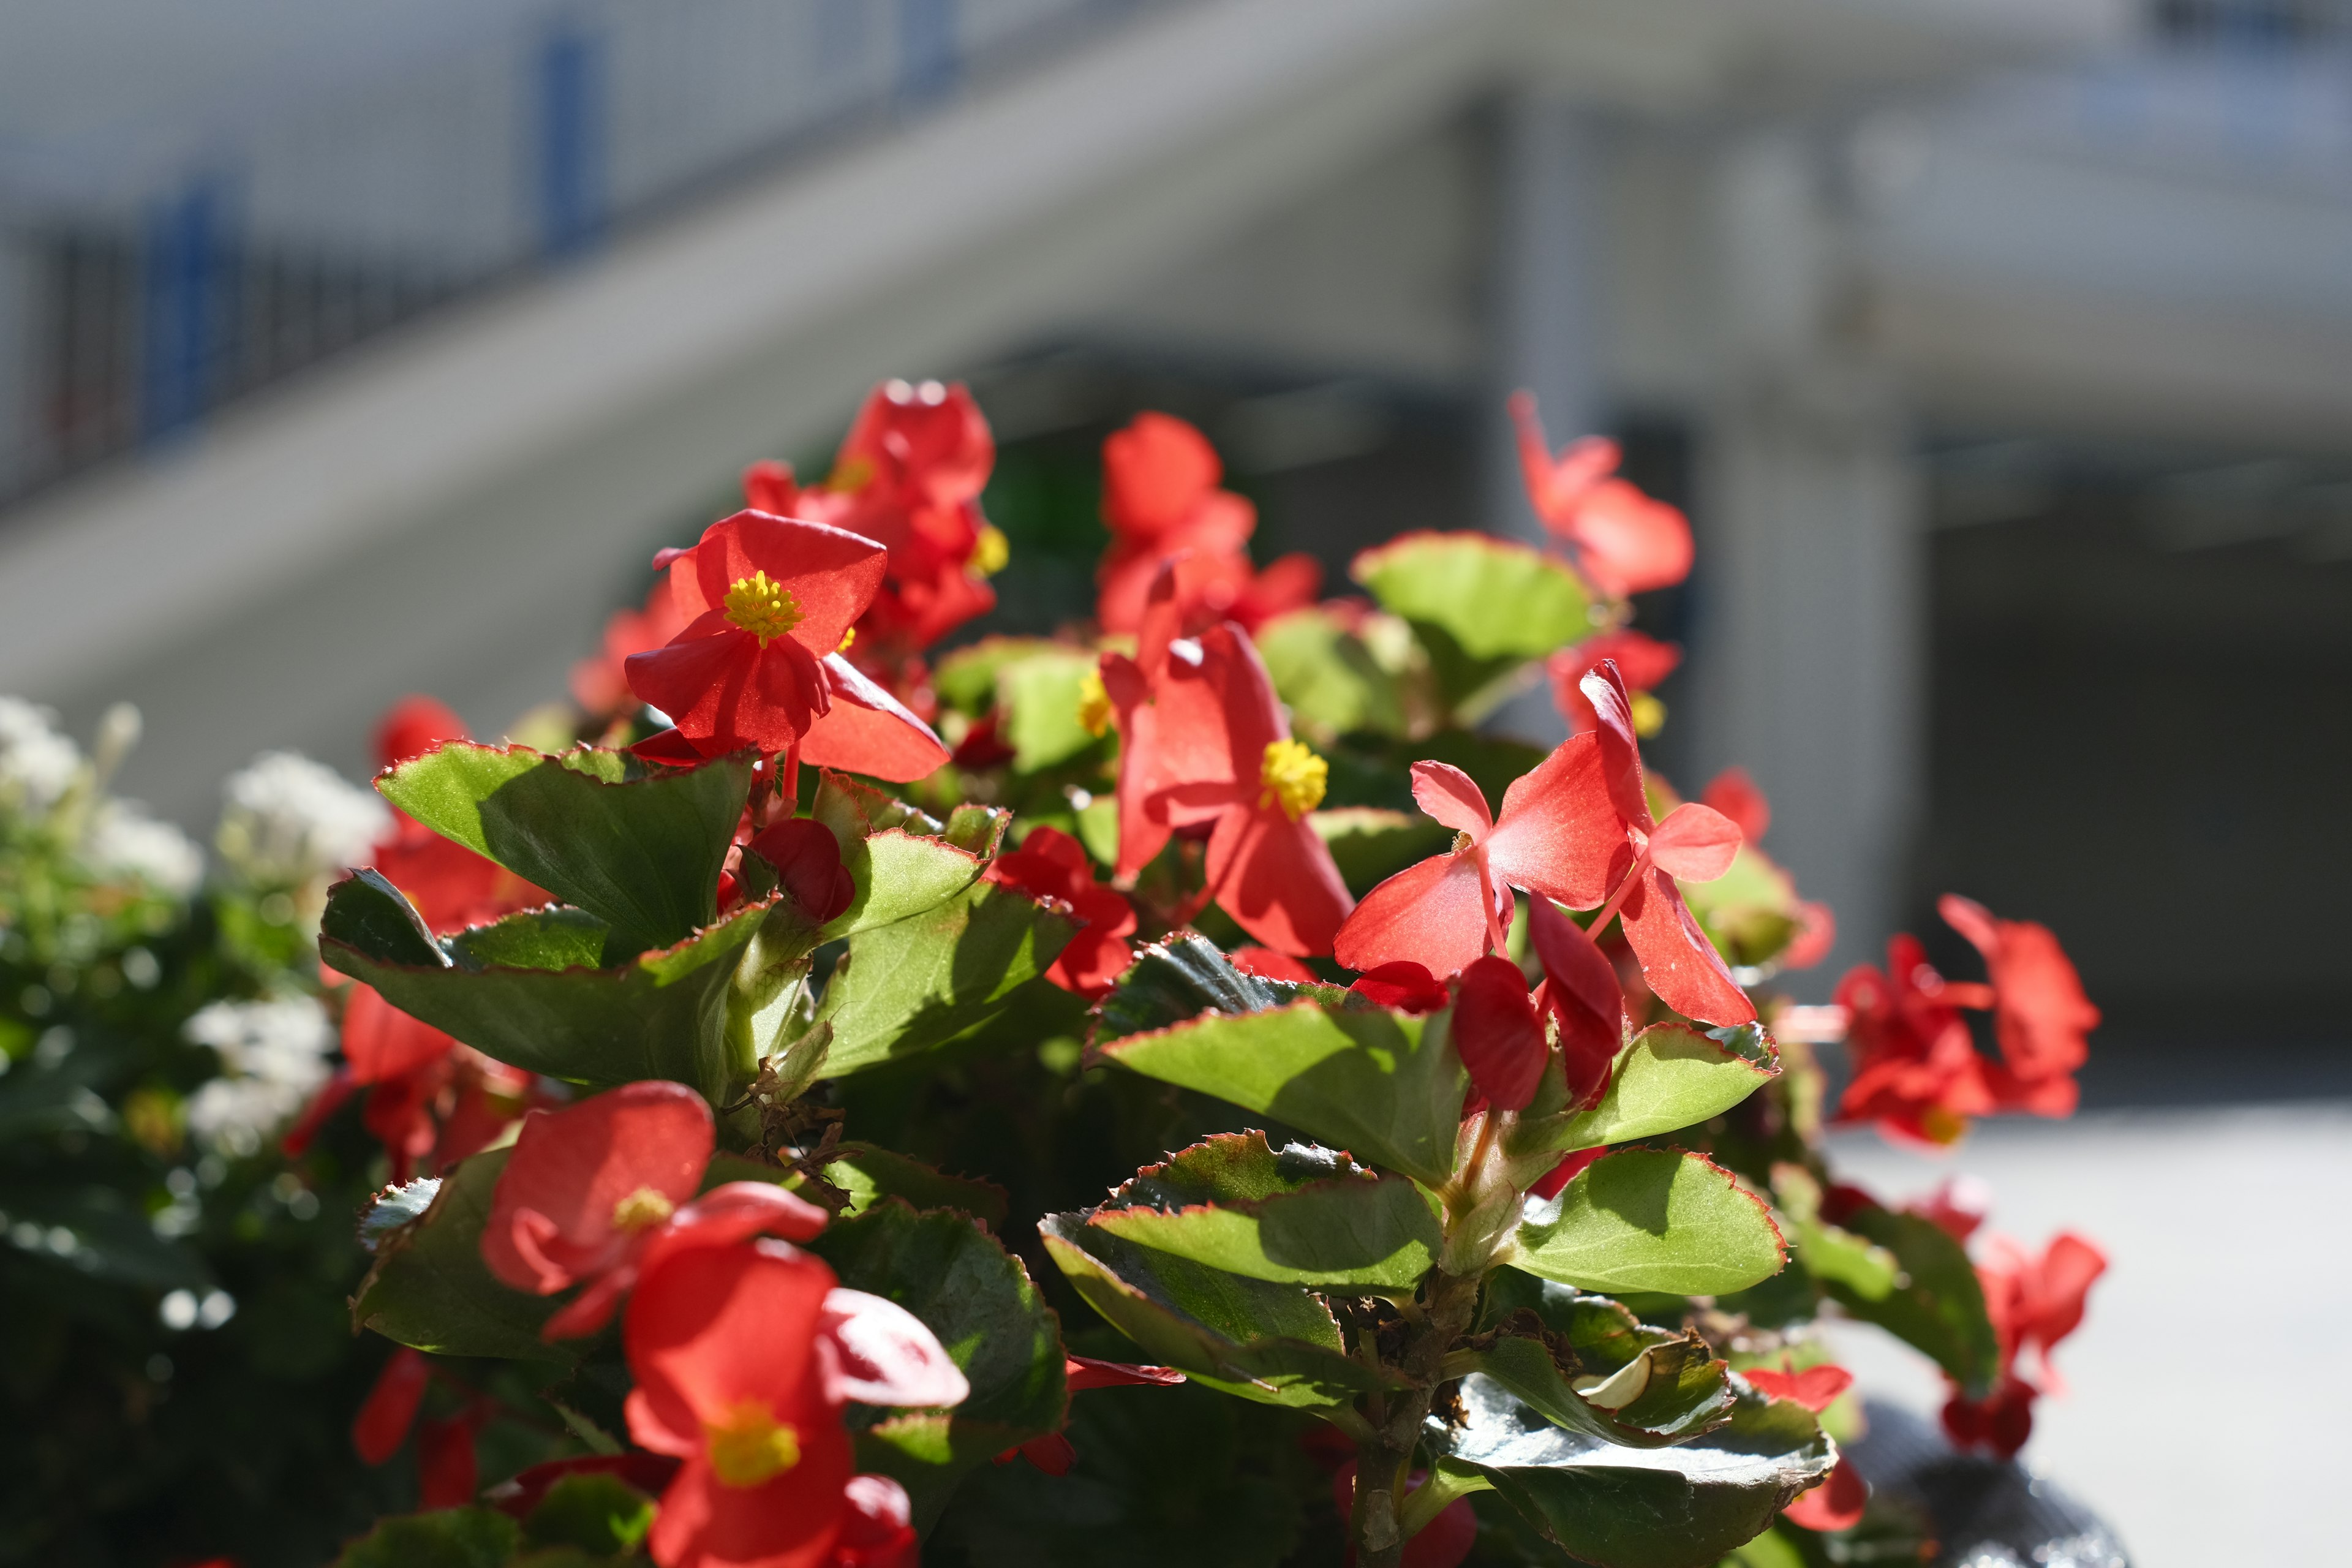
[1782,1457,1867,1532]
[1648,802,1741,883]
[1453,956,1549,1112]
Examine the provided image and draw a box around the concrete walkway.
[1819,1101,2352,1567]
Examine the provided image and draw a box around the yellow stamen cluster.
[1630,692,1666,739]
[837,626,858,654]
[725,571,802,644]
[824,455,876,495]
[610,1186,676,1233]
[1258,739,1327,821]
[971,524,1010,578]
[704,1400,802,1488]
[1076,669,1114,739]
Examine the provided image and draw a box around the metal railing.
[0,0,1169,510]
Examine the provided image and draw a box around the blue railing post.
[898,0,960,107]
[140,180,230,441]
[536,23,608,258]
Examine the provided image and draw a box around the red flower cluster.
[985,826,1136,997]
[1095,412,1320,636]
[1448,896,1624,1114]
[1940,1231,2107,1460]
[624,510,949,782]
[1333,662,1752,1028]
[456,1081,968,1567]
[1549,628,1680,736]
[1743,1360,1866,1532]
[1836,895,2098,1145]
[1099,564,1352,956]
[1509,392,1693,599]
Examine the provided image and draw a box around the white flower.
[214,752,388,887]
[0,698,82,816]
[183,997,335,1154]
[80,801,204,899]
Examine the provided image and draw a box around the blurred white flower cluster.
[0,697,81,813]
[183,997,336,1155]
[0,698,204,897]
[215,751,389,889]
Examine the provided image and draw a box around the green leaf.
[1510,1023,1779,1162]
[359,1177,443,1252]
[824,830,987,940]
[332,1509,521,1568]
[1461,1332,1732,1450]
[1086,1132,1441,1291]
[1255,606,1406,742]
[932,636,1068,717]
[999,646,1106,772]
[812,881,1076,1078]
[1429,1375,1832,1568]
[1039,1213,1385,1412]
[1818,1199,2000,1397]
[320,868,447,967]
[825,1142,1011,1229]
[1089,933,1343,1045]
[1510,1150,1784,1297]
[351,1148,571,1364]
[521,1473,655,1554]
[1476,1274,1735,1445]
[379,742,752,952]
[321,879,773,1103]
[1352,533,1595,714]
[804,1201,1064,1523]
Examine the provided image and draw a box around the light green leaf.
[823,830,986,940]
[932,636,1068,717]
[1510,1023,1779,1162]
[1255,606,1406,741]
[1510,1150,1785,1297]
[351,1148,570,1365]
[1099,998,1464,1187]
[1040,1213,1386,1412]
[1086,1132,1440,1291]
[999,646,1106,772]
[378,742,752,952]
[813,881,1077,1077]
[824,1142,1010,1229]
[1352,532,1596,714]
[1817,1198,2000,1397]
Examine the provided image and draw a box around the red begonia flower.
[1229,946,1316,984]
[1349,961,1449,1014]
[1744,1360,1853,1413]
[834,1474,920,1568]
[986,827,1136,997]
[625,512,888,758]
[1701,766,1771,844]
[418,1411,481,1509]
[1093,411,1319,635]
[625,1238,966,1568]
[744,818,857,927]
[1941,1373,2038,1461]
[1781,1457,1868,1533]
[481,1082,829,1339]
[352,1347,431,1464]
[1332,750,1620,979]
[1782,899,1837,971]
[1574,663,1755,1027]
[1452,956,1550,1112]
[1938,894,2099,1115]
[1980,1231,2106,1392]
[1332,1462,1477,1568]
[1525,894,1624,1107]
[821,380,1003,654]
[1529,1145,1605,1200]
[1550,630,1681,734]
[1910,1174,1993,1243]
[1833,934,1997,1146]
[1509,392,1693,598]
[996,1355,1186,1476]
[1099,567,1352,956]
[632,650,947,783]
[341,982,456,1084]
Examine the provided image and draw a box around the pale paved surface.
[1819,1104,2352,1567]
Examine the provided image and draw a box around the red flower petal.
[1207,805,1352,958]
[1646,802,1742,883]
[1700,766,1770,843]
[1744,1362,1853,1414]
[1482,733,1622,911]
[1333,851,1496,979]
[1510,392,1692,597]
[626,622,828,756]
[1452,956,1548,1112]
[1616,865,1755,1027]
[1229,946,1317,984]
[799,655,950,782]
[666,511,888,655]
[1529,1145,1605,1200]
[417,1414,479,1509]
[1577,664,1652,830]
[1549,630,1681,733]
[1781,1456,1867,1532]
[1063,1355,1186,1392]
[482,1082,714,1296]
[1409,761,1493,840]
[1526,897,1621,1105]
[817,1287,970,1409]
[1939,894,2099,1096]
[742,459,803,517]
[1348,961,1451,1014]
[340,984,456,1085]
[352,1348,430,1464]
[745,818,857,925]
[1104,412,1229,541]
[835,1474,920,1567]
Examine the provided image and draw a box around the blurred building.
[0,0,2346,1035]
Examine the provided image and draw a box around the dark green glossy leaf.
[351,1148,570,1365]
[1479,1274,1736,1443]
[1089,932,1341,1044]
[826,1142,1010,1229]
[1428,1374,1832,1568]
[804,1201,1064,1524]
[379,742,752,951]
[1462,1331,1731,1450]
[1087,1131,1441,1291]
[321,880,772,1103]
[1099,997,1464,1187]
[1820,1200,2000,1398]
[1509,1023,1779,1163]
[812,881,1076,1077]
[1039,1213,1386,1411]
[1511,1150,1785,1297]
[331,1508,521,1568]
